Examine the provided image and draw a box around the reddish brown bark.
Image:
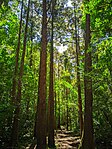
[36,0,47,148]
[48,0,55,147]
[74,7,83,137]
[80,12,95,149]
[64,57,69,131]
[66,89,69,131]
[30,3,33,67]
[10,0,30,147]
[11,0,23,102]
[57,61,61,129]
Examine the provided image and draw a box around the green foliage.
[92,37,112,146]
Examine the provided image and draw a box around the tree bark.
[64,57,69,131]
[11,0,23,102]
[57,61,61,129]
[79,10,95,149]
[66,89,69,131]
[30,2,33,67]
[74,5,83,137]
[10,0,30,147]
[48,0,55,147]
[36,0,47,148]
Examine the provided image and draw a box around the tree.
[57,58,61,129]
[36,0,47,148]
[11,0,23,102]
[48,0,55,147]
[74,3,83,137]
[79,1,95,148]
[64,56,69,131]
[10,0,30,147]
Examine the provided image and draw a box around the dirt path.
[26,128,80,149]
[55,128,80,149]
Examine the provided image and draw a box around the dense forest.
[0,0,112,148]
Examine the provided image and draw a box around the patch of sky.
[55,44,68,53]
[64,0,73,8]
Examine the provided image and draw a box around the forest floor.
[55,128,80,149]
[26,127,80,149]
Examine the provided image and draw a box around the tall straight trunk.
[66,89,69,131]
[30,2,33,67]
[57,61,61,129]
[10,0,30,147]
[54,90,57,129]
[36,0,47,148]
[77,24,83,137]
[11,0,23,102]
[48,0,55,147]
[64,57,69,130]
[26,3,33,121]
[80,4,95,149]
[74,7,83,137]
[57,90,61,129]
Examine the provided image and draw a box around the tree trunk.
[66,92,69,131]
[54,90,57,129]
[11,0,23,102]
[36,0,47,148]
[64,57,69,130]
[80,9,95,149]
[57,61,61,129]
[48,0,55,147]
[30,3,33,67]
[10,0,30,147]
[74,6,83,137]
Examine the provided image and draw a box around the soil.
[26,127,80,149]
[55,128,80,149]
